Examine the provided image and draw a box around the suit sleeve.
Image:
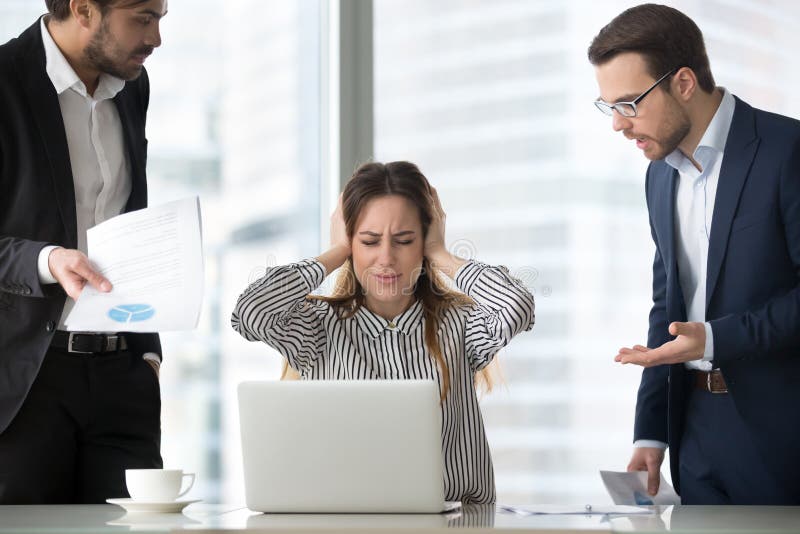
[710,136,800,362]
[634,164,671,443]
[0,236,55,298]
[0,42,63,300]
[0,112,57,299]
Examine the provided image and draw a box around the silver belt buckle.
[105,335,119,352]
[708,371,728,394]
[67,332,93,354]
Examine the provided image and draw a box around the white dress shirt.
[634,88,736,450]
[666,88,735,371]
[36,17,131,330]
[232,259,536,504]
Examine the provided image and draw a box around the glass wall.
[2,0,799,505]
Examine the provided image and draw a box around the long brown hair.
[283,161,500,400]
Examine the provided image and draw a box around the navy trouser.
[679,387,798,504]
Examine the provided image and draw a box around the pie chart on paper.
[107,304,156,323]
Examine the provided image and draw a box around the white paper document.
[65,197,204,332]
[600,470,681,506]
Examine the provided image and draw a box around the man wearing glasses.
[588,4,800,504]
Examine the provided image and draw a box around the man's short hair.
[45,0,149,21]
[587,3,715,93]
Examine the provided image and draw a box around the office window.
[374,0,800,503]
[0,1,43,37]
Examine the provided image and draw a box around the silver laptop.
[238,379,453,513]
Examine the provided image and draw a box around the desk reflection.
[246,504,495,530]
[107,512,202,530]
[448,504,495,528]
[609,505,800,532]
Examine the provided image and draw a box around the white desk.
[0,504,798,532]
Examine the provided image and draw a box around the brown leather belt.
[693,369,728,394]
[51,331,128,354]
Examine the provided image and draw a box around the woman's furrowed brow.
[357,230,416,236]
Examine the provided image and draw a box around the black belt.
[51,331,128,354]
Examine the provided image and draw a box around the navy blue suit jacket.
[0,20,160,434]
[635,96,800,496]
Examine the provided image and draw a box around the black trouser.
[0,347,161,503]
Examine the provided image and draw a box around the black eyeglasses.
[594,67,679,117]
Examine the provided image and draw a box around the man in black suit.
[0,0,168,503]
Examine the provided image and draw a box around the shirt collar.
[354,300,424,339]
[665,88,736,172]
[40,16,125,100]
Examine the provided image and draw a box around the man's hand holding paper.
[48,247,112,299]
[65,197,204,332]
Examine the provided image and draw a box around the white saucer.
[106,497,201,513]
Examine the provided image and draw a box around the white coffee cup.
[125,469,195,502]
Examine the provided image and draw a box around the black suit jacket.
[635,96,800,497]
[0,19,161,434]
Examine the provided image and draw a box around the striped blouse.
[231,259,535,504]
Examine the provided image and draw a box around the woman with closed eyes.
[231,160,535,503]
